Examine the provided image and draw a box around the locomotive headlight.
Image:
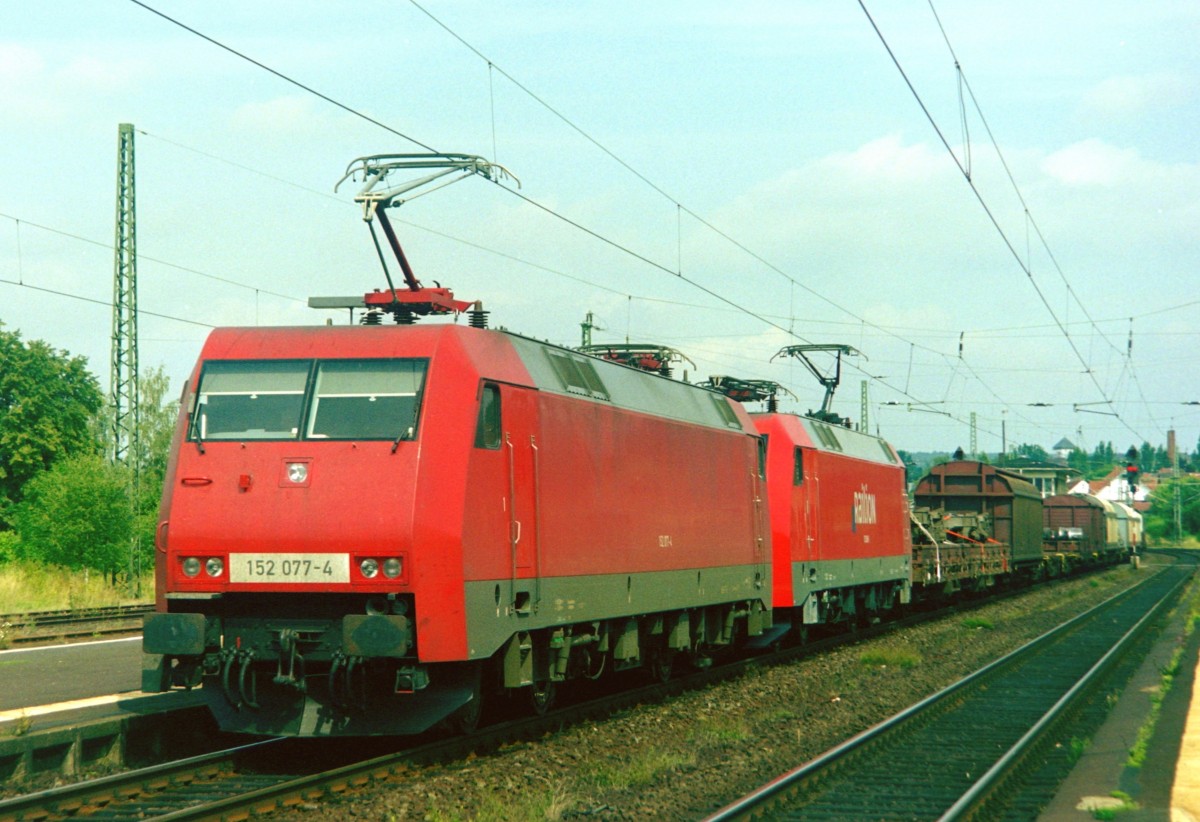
[286,462,308,484]
[359,558,379,578]
[182,557,201,577]
[205,557,224,577]
[383,557,402,579]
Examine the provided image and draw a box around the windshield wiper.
[391,426,414,454]
[190,410,206,455]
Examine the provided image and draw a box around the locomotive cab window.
[474,383,502,449]
[793,447,804,485]
[191,360,309,441]
[306,359,427,440]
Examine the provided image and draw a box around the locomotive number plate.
[229,553,350,584]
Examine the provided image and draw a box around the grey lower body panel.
[464,563,769,659]
[789,556,911,622]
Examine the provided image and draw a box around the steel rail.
[0,602,960,820]
[703,562,1191,821]
[1,604,153,627]
[0,739,283,822]
[1,604,152,646]
[0,565,1149,819]
[940,564,1192,820]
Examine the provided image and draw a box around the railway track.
[0,739,290,821]
[0,667,714,821]
[0,564,1160,820]
[704,561,1192,821]
[0,604,152,646]
[0,600,931,819]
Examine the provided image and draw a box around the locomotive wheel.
[450,663,485,735]
[529,679,555,715]
[648,648,674,682]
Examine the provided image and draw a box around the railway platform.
[1039,556,1200,821]
[0,636,211,785]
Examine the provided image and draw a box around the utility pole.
[1170,430,1182,544]
[111,123,140,587]
[969,411,977,458]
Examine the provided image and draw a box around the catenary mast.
[111,122,140,584]
[110,123,139,468]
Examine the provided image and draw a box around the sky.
[1,1,1197,458]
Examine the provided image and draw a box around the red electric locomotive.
[753,411,911,631]
[142,155,772,735]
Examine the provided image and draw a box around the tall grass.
[859,643,922,669]
[0,561,153,613]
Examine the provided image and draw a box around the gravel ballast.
[284,563,1160,821]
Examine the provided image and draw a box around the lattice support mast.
[110,123,139,470]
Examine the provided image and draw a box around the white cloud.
[231,96,311,131]
[228,95,347,142]
[60,54,142,93]
[0,42,43,75]
[819,134,947,183]
[1041,139,1144,186]
[1081,72,1193,118]
[0,44,148,124]
[0,43,59,120]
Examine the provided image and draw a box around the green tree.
[1014,443,1049,461]
[1091,441,1114,467]
[0,325,103,525]
[89,365,180,583]
[131,366,180,576]
[896,449,923,486]
[12,453,133,577]
[1143,477,1200,543]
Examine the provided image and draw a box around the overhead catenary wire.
[0,209,303,306]
[118,0,1076,445]
[386,0,1037,440]
[926,0,1126,364]
[859,0,1150,444]
[392,0,1127,445]
[0,275,216,330]
[113,0,1166,448]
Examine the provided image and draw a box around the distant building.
[1051,437,1078,461]
[1067,466,1149,507]
[1003,457,1081,498]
